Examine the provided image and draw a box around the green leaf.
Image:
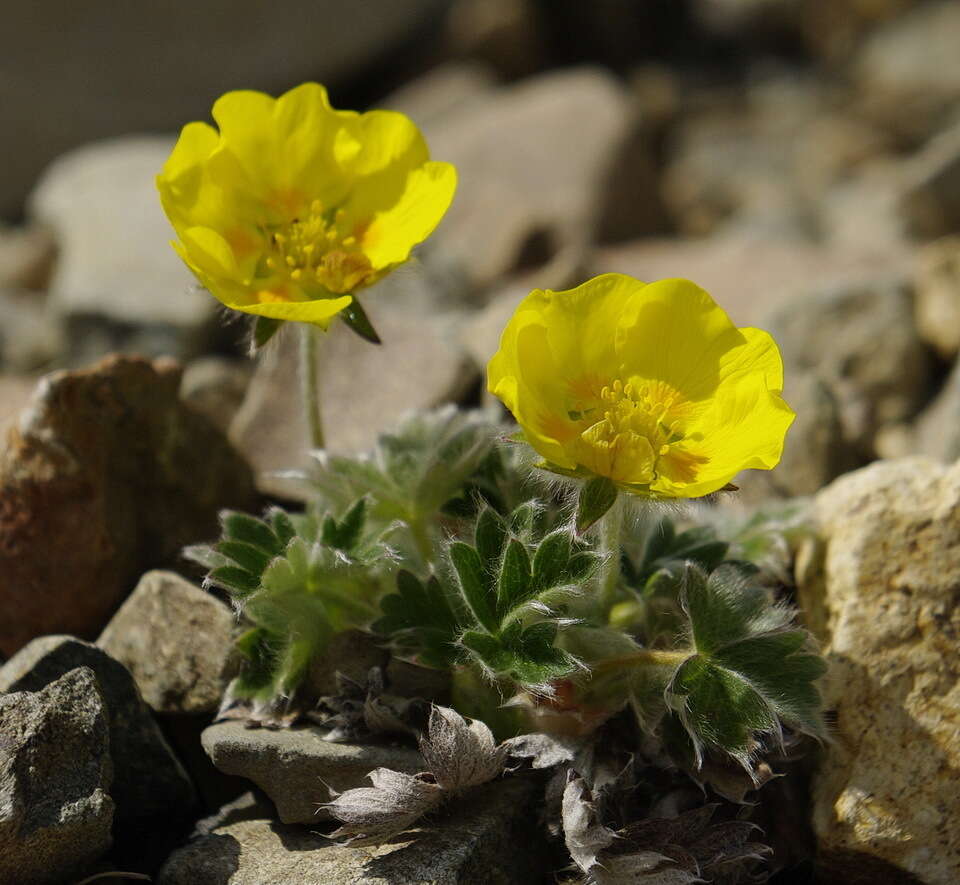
[221,512,280,554]
[532,528,572,591]
[475,506,507,564]
[339,297,381,344]
[576,477,618,533]
[219,540,274,576]
[269,509,298,547]
[322,498,367,552]
[208,565,260,597]
[497,538,532,617]
[449,542,498,632]
[252,315,283,349]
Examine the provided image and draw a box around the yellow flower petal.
[157,82,457,330]
[486,273,795,499]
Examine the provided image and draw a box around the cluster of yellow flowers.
[158,83,793,500]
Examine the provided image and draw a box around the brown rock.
[0,355,256,656]
[0,223,56,290]
[798,458,960,885]
[899,119,960,240]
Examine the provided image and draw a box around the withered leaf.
[418,705,509,792]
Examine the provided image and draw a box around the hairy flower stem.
[591,648,690,675]
[300,323,325,451]
[598,495,625,616]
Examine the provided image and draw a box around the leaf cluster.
[375,502,600,691]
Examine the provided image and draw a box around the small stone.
[383,61,499,128]
[201,720,424,824]
[180,357,253,434]
[158,777,545,885]
[0,667,114,885]
[230,294,474,499]
[764,278,930,455]
[914,235,960,359]
[0,288,63,371]
[0,223,56,290]
[0,635,197,823]
[899,118,960,240]
[911,358,960,463]
[0,354,256,655]
[97,570,238,715]
[28,136,221,362]
[798,458,960,885]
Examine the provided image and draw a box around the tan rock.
[914,235,960,360]
[0,223,56,290]
[0,355,256,656]
[798,458,960,884]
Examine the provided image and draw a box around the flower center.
[264,199,376,294]
[574,379,701,485]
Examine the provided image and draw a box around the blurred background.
[2,0,960,503]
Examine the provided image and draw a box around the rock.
[423,67,640,295]
[0,223,56,290]
[855,1,960,114]
[591,230,912,327]
[736,373,854,502]
[797,458,960,885]
[180,357,253,436]
[0,667,114,885]
[444,0,546,79]
[899,119,960,240]
[0,0,453,215]
[0,635,197,823]
[0,373,41,439]
[0,289,62,371]
[201,720,424,824]
[0,354,256,656]
[29,137,224,362]
[383,62,499,128]
[764,278,930,455]
[230,290,474,499]
[914,235,960,359]
[911,358,960,463]
[97,570,238,715]
[158,777,545,884]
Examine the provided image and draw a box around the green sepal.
[339,297,381,344]
[252,315,283,349]
[576,477,618,533]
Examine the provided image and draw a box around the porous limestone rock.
[798,457,960,885]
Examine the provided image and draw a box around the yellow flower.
[157,83,456,328]
[487,274,794,499]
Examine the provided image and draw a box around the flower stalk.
[597,493,624,616]
[300,323,325,451]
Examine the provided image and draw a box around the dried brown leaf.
[418,705,508,792]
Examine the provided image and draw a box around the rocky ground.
[1,1,960,883]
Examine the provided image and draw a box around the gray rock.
[424,67,637,295]
[735,372,855,501]
[0,289,62,372]
[899,119,960,240]
[202,721,424,824]
[912,357,960,463]
[0,0,452,215]
[0,354,256,656]
[97,570,238,715]
[913,235,960,359]
[29,136,221,362]
[796,458,960,885]
[382,61,499,129]
[855,1,960,111]
[158,777,544,884]
[180,357,254,435]
[229,290,474,500]
[0,223,56,290]
[0,635,197,823]
[0,667,114,885]
[764,278,931,454]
